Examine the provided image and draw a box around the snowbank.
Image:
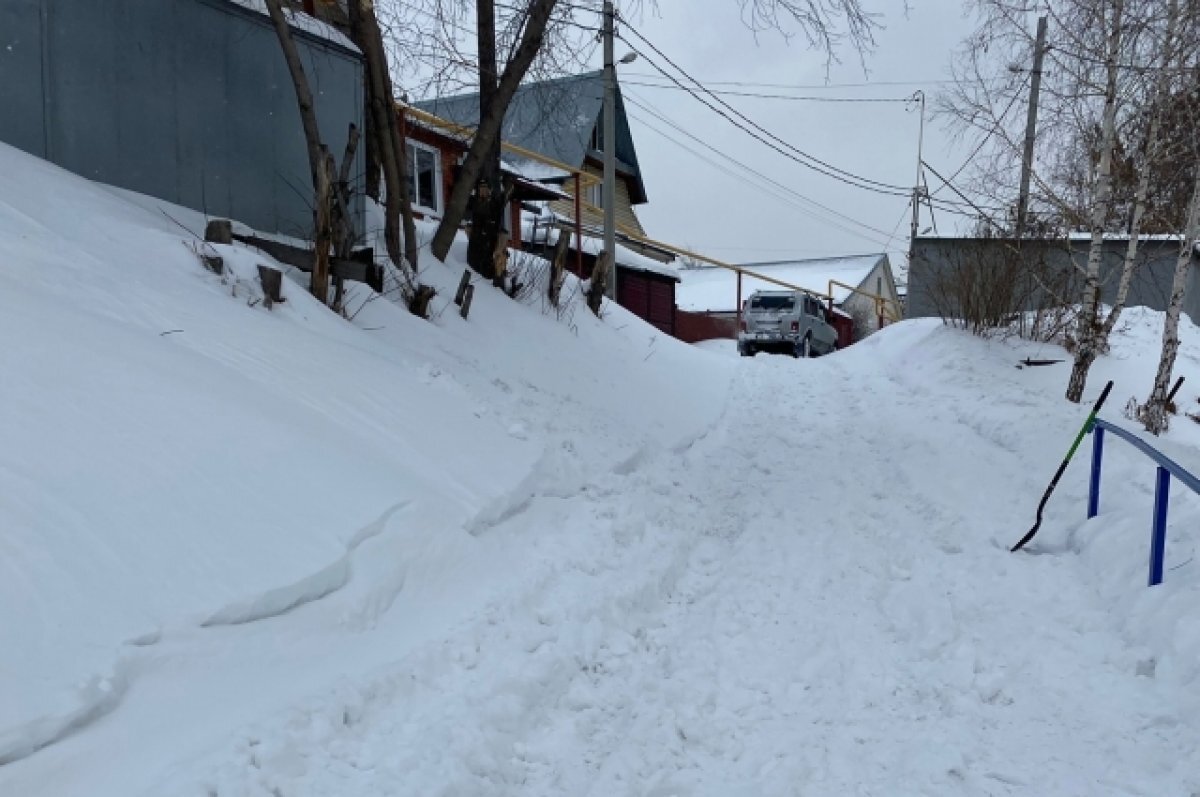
[0,140,728,774]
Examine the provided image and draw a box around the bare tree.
[738,0,881,65]
[348,0,420,272]
[941,0,1193,401]
[264,0,336,303]
[428,0,560,268]
[1137,169,1200,433]
[389,0,890,273]
[1065,0,1128,403]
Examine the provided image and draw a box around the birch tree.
[943,0,1185,401]
[1137,171,1200,433]
[264,0,336,304]
[1063,0,1126,403]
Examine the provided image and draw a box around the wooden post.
[257,265,284,308]
[460,284,475,319]
[204,219,233,245]
[573,172,583,276]
[510,201,522,249]
[736,270,743,331]
[548,229,570,306]
[454,269,471,305]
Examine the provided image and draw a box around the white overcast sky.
[599,0,982,272]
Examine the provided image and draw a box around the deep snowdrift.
[0,140,729,767]
[3,137,1200,795]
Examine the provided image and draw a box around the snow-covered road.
[4,139,1200,797]
[130,335,1197,796]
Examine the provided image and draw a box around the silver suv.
[738,290,838,358]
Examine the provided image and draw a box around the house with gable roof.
[409,70,682,335]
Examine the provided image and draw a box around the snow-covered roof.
[226,0,360,53]
[677,254,886,313]
[589,236,679,281]
[502,156,571,183]
[916,232,1200,254]
[519,214,679,281]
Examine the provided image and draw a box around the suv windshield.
[750,295,794,311]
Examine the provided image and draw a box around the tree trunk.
[348,0,419,270]
[263,0,332,303]
[1098,0,1178,343]
[313,148,335,304]
[1139,167,1200,434]
[465,0,506,279]
[430,0,559,263]
[587,251,610,316]
[331,123,361,312]
[1065,0,1124,403]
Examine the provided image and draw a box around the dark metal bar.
[1088,425,1104,519]
[1150,467,1170,587]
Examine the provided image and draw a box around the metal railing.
[1088,418,1200,586]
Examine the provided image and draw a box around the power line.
[930,72,1032,200]
[921,160,1004,225]
[626,109,897,250]
[615,18,916,197]
[620,72,973,90]
[624,92,899,244]
[622,80,915,103]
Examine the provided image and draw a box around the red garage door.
[647,279,675,335]
[618,269,677,336]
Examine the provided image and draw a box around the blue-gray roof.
[414,70,647,204]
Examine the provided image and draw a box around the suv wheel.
[798,335,812,358]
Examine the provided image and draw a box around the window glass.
[750,295,795,311]
[406,143,440,213]
[416,148,436,209]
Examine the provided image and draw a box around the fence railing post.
[1150,466,1170,587]
[1088,425,1105,519]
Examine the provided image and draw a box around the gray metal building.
[0,0,364,238]
[907,236,1200,323]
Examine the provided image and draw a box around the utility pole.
[602,0,618,300]
[909,90,925,252]
[1016,15,1048,237]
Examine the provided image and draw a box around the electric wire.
[618,18,998,216]
[624,92,900,244]
[626,109,898,250]
[616,18,916,196]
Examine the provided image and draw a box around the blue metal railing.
[1089,418,1200,586]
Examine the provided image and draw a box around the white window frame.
[406,140,443,217]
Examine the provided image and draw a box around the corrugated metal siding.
[908,238,1200,323]
[0,0,364,239]
[0,0,47,157]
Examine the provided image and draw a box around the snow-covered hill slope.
[3,138,1200,795]
[0,141,729,773]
